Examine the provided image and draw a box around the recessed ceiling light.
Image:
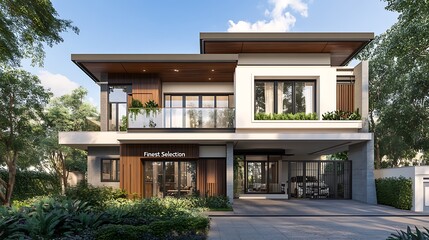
[208,78,212,80]
[173,69,179,72]
[211,69,215,72]
[142,69,146,72]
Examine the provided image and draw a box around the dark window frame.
[254,80,317,115]
[101,158,120,182]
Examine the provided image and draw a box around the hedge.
[375,176,412,210]
[0,170,61,200]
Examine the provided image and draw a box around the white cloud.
[227,0,309,32]
[38,70,79,97]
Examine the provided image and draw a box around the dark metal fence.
[287,160,351,199]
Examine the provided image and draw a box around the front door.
[247,161,267,193]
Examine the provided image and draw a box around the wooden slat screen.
[197,159,226,197]
[336,82,354,112]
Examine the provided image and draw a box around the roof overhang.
[200,32,374,66]
[72,54,238,83]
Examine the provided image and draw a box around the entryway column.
[99,75,109,131]
[349,136,377,204]
[226,142,234,203]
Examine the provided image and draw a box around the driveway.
[208,199,429,240]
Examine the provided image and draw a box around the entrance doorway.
[143,161,196,198]
[245,155,281,194]
[286,161,351,199]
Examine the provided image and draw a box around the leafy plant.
[387,226,429,240]
[375,177,412,210]
[322,109,361,120]
[254,112,318,120]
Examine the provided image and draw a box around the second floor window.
[255,80,316,115]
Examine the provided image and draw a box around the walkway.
[208,199,429,240]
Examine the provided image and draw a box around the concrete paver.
[207,200,429,240]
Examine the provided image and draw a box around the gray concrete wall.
[349,137,377,204]
[87,146,120,188]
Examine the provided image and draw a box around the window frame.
[254,80,317,115]
[100,158,120,182]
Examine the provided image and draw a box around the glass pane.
[268,161,279,193]
[216,96,228,108]
[165,162,179,196]
[109,103,117,131]
[171,96,183,108]
[102,160,111,180]
[202,96,215,108]
[255,82,274,114]
[202,108,215,128]
[234,156,245,197]
[295,82,315,114]
[186,109,201,128]
[186,96,199,108]
[180,161,197,196]
[118,103,127,131]
[144,161,164,198]
[247,162,267,193]
[165,95,171,108]
[228,95,235,108]
[278,82,293,114]
[109,86,128,102]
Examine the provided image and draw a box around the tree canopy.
[0,69,51,205]
[358,0,429,167]
[0,0,78,66]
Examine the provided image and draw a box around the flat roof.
[72,54,238,82]
[200,32,374,66]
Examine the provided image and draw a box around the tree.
[0,0,79,66]
[358,0,429,168]
[0,69,51,206]
[44,87,98,193]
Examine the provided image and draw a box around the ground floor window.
[143,161,196,198]
[101,159,120,182]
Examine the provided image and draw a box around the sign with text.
[143,151,186,158]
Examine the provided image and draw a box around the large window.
[164,94,234,128]
[101,159,120,182]
[255,80,316,115]
[143,161,197,198]
[109,85,130,131]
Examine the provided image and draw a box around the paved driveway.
[208,200,429,240]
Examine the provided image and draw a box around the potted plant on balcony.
[129,98,143,120]
[143,100,160,128]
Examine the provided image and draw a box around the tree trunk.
[62,164,68,195]
[4,153,17,206]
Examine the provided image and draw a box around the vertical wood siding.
[336,83,355,112]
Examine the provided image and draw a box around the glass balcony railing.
[128,108,235,129]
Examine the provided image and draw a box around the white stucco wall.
[374,166,429,212]
[235,54,341,130]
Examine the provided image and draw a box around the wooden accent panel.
[337,83,355,112]
[108,73,162,107]
[120,144,199,198]
[197,159,226,197]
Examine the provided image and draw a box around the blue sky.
[22,0,399,108]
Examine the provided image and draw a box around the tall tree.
[0,69,51,206]
[0,0,78,66]
[358,0,429,168]
[44,87,98,193]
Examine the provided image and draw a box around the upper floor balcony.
[127,107,235,130]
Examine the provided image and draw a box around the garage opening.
[287,161,352,199]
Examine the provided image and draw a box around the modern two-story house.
[60,32,377,204]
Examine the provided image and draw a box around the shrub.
[322,109,361,120]
[254,112,318,120]
[0,170,61,200]
[65,181,127,210]
[387,226,429,240]
[205,196,232,210]
[375,177,412,210]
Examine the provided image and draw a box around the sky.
[22,0,399,109]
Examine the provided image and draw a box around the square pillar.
[99,82,109,131]
[226,142,234,203]
[349,136,377,204]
